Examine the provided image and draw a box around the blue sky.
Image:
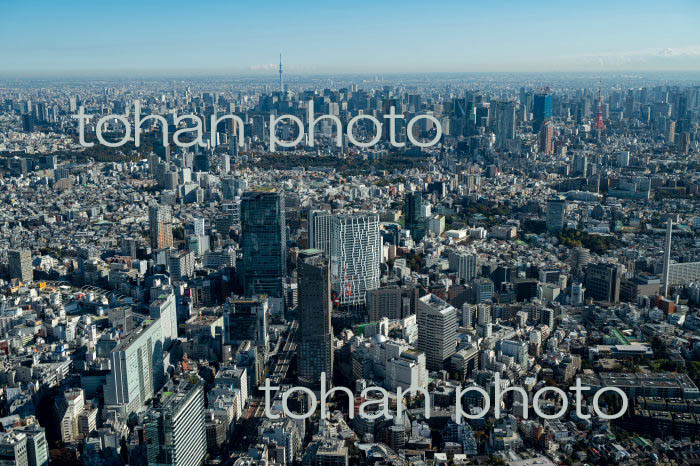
[1,0,699,75]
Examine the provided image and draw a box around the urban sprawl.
[0,72,699,466]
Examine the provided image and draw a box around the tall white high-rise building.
[57,388,84,444]
[14,425,48,466]
[145,379,206,466]
[169,250,195,280]
[477,303,492,326]
[0,431,28,466]
[309,210,333,255]
[417,294,458,371]
[149,290,178,342]
[193,217,205,237]
[448,249,478,283]
[330,213,381,306]
[149,204,173,250]
[501,339,528,367]
[104,319,164,415]
[662,219,673,296]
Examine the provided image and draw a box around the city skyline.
[2,4,700,464]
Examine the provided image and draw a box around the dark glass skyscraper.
[297,249,333,386]
[193,152,210,172]
[240,188,287,299]
[403,191,426,241]
[533,92,553,132]
[585,262,622,303]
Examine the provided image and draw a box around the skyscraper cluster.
[1,72,699,465]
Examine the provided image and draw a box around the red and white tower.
[594,86,606,141]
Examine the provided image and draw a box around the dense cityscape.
[0,67,699,466]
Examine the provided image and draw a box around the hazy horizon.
[2,70,700,83]
[2,0,699,77]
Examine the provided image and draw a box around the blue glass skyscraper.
[240,188,287,299]
[533,92,552,132]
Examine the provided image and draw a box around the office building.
[8,249,32,283]
[193,217,205,237]
[77,406,98,440]
[366,285,417,322]
[585,263,622,303]
[193,152,210,172]
[667,261,700,287]
[451,346,480,381]
[187,234,209,257]
[149,205,174,250]
[149,290,178,342]
[145,379,206,466]
[216,202,240,231]
[203,248,236,270]
[533,92,552,132]
[14,426,47,466]
[472,277,495,303]
[229,135,239,158]
[448,250,477,283]
[665,120,676,144]
[403,192,426,241]
[308,210,333,254]
[571,282,585,306]
[367,286,402,321]
[56,388,88,444]
[169,250,195,280]
[573,154,588,176]
[223,296,268,350]
[477,303,492,326]
[501,339,529,366]
[21,114,34,133]
[121,236,137,258]
[546,197,566,233]
[297,250,333,385]
[221,176,237,201]
[539,121,554,155]
[678,131,691,155]
[571,247,590,278]
[0,431,28,466]
[417,294,457,371]
[330,213,381,306]
[104,319,164,414]
[442,418,478,455]
[303,439,348,466]
[662,219,672,296]
[495,101,516,150]
[240,189,287,299]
